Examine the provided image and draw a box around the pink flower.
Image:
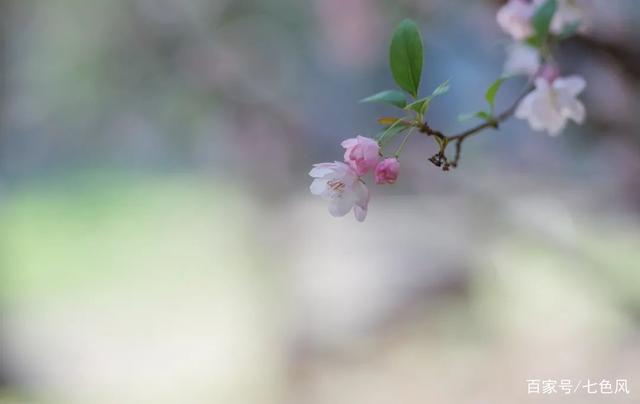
[309,161,370,222]
[341,135,380,176]
[374,158,400,185]
[497,0,536,41]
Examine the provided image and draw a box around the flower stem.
[394,128,414,159]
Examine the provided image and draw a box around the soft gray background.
[0,1,639,403]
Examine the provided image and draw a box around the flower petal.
[546,116,567,136]
[515,92,534,119]
[352,181,369,222]
[340,138,358,149]
[309,178,328,196]
[309,163,334,178]
[328,196,354,217]
[562,98,586,124]
[554,75,586,96]
[353,205,367,222]
[497,0,535,41]
[354,186,369,220]
[504,43,540,77]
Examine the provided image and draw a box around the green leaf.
[525,0,558,48]
[458,111,492,122]
[377,118,410,146]
[389,19,423,98]
[532,0,557,39]
[360,90,407,108]
[524,35,544,48]
[485,78,506,112]
[486,75,515,113]
[405,98,430,115]
[558,21,581,40]
[457,112,476,122]
[430,80,450,97]
[405,80,450,115]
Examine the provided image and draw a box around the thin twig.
[450,84,533,141]
[394,128,415,158]
[419,82,534,169]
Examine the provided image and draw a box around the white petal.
[309,164,333,178]
[504,43,540,76]
[309,179,328,196]
[562,98,586,124]
[353,181,370,208]
[554,75,586,96]
[337,166,359,186]
[535,101,566,135]
[555,81,586,125]
[328,196,354,217]
[515,93,534,119]
[353,205,367,222]
[352,182,369,222]
[496,1,535,40]
[546,115,567,136]
[331,161,352,177]
[516,84,570,136]
[534,77,551,92]
[530,94,556,123]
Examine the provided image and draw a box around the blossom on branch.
[515,75,586,136]
[309,162,370,222]
[308,3,593,222]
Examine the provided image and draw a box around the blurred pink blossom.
[341,136,380,176]
[497,0,536,41]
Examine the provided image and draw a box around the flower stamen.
[327,180,346,192]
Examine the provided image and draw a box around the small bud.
[374,158,400,184]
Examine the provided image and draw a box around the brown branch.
[419,83,534,170]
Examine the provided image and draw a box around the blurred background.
[0,0,639,403]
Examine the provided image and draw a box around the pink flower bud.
[341,135,380,176]
[374,158,400,185]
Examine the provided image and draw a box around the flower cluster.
[310,136,399,222]
[500,0,587,135]
[498,0,585,41]
[310,1,591,222]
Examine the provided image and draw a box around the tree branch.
[419,83,534,170]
